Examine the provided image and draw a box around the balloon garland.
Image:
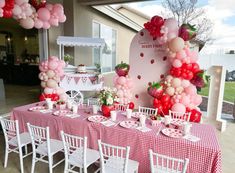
[145,16,207,123]
[39,56,67,102]
[1,0,66,29]
[113,62,135,108]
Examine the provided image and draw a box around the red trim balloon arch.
[0,0,66,29]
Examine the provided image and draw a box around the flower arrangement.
[98,87,117,106]
[56,100,66,105]
[64,54,74,63]
[150,114,162,121]
[56,100,66,109]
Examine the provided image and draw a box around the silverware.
[114,121,121,127]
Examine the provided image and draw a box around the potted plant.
[64,54,74,65]
[98,87,117,117]
[56,100,66,110]
[115,61,130,77]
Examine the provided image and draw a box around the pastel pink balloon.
[43,22,51,29]
[171,78,181,88]
[117,90,124,97]
[46,79,58,88]
[39,65,46,72]
[37,8,51,21]
[44,87,54,94]
[171,103,186,113]
[167,31,177,42]
[41,81,46,88]
[13,4,22,16]
[15,0,27,5]
[59,60,66,68]
[181,79,190,88]
[189,51,199,63]
[166,87,175,96]
[46,70,55,78]
[185,85,197,95]
[126,80,134,89]
[180,95,190,106]
[48,61,58,70]
[20,18,34,29]
[184,47,191,57]
[49,18,59,26]
[52,4,63,15]
[49,56,59,61]
[172,59,182,68]
[59,93,68,101]
[117,76,126,85]
[59,14,66,23]
[176,50,187,60]
[56,87,65,95]
[34,19,43,29]
[113,75,119,85]
[0,0,5,8]
[46,4,53,11]
[168,37,185,52]
[164,18,179,32]
[192,95,202,106]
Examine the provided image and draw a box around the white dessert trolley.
[57,36,105,103]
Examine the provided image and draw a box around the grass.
[198,81,235,103]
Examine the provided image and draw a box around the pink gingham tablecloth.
[11,102,222,173]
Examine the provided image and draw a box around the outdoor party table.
[11,102,222,173]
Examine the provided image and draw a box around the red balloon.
[3,9,13,18]
[186,71,194,80]
[191,63,200,73]
[189,109,202,123]
[160,94,171,103]
[182,63,192,70]
[128,102,135,110]
[39,94,46,101]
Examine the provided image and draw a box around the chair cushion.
[36,139,63,156]
[68,148,100,168]
[8,132,31,147]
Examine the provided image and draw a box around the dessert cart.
[57,36,105,102]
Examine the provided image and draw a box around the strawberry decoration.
[115,61,130,77]
[147,82,164,99]
[29,0,46,10]
[178,23,197,41]
[190,70,208,88]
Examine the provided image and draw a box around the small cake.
[77,64,86,73]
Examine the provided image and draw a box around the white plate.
[28,106,46,111]
[131,112,142,119]
[119,121,139,129]
[88,115,108,123]
[171,119,185,126]
[161,128,184,138]
[53,110,73,116]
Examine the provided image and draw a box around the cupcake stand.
[57,36,105,103]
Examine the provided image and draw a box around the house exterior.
[48,1,148,86]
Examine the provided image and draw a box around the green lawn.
[198,82,235,103]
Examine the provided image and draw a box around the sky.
[120,0,235,55]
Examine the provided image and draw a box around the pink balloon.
[49,18,59,26]
[126,80,134,89]
[113,75,119,85]
[59,14,66,23]
[166,87,175,96]
[46,4,53,11]
[164,18,179,32]
[41,81,46,88]
[117,76,126,85]
[49,56,59,61]
[59,60,66,68]
[189,51,199,63]
[37,8,51,21]
[117,90,124,97]
[171,103,186,113]
[44,87,54,94]
[59,93,68,101]
[176,50,186,60]
[171,78,181,88]
[46,79,58,88]
[34,19,43,29]
[13,4,22,16]
[56,87,65,95]
[172,59,182,68]
[52,4,63,15]
[15,0,27,5]
[180,95,190,106]
[20,18,34,29]
[48,61,58,70]
[0,0,5,8]
[185,85,197,95]
[192,95,202,106]
[168,37,185,52]
[43,22,51,29]
[181,79,190,88]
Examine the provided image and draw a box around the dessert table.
[11,102,222,173]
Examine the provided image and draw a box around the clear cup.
[139,115,146,127]
[126,109,132,119]
[47,101,53,110]
[92,105,99,114]
[45,98,52,108]
[110,111,117,121]
[164,115,171,125]
[183,122,192,136]
[72,104,78,114]
[67,100,73,110]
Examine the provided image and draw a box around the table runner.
[11,102,222,173]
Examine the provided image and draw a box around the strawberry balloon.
[179,23,197,41]
[148,82,164,99]
[190,70,208,88]
[115,61,130,77]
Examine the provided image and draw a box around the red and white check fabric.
[12,102,222,173]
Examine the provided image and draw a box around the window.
[93,22,117,73]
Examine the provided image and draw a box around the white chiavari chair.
[61,131,100,173]
[138,106,158,117]
[97,140,139,173]
[114,103,129,111]
[149,149,189,173]
[66,89,84,105]
[27,123,64,173]
[169,111,191,122]
[0,118,32,173]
